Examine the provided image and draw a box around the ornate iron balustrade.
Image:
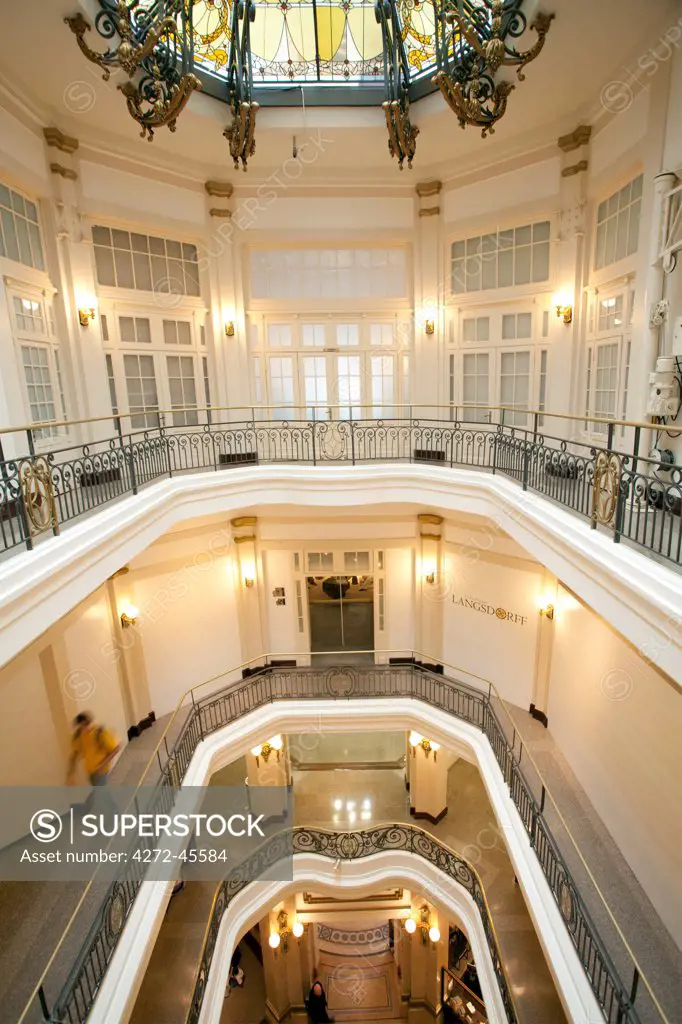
[27,661,660,1024]
[1,411,680,568]
[185,823,518,1024]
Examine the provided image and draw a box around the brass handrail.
[0,403,659,437]
[16,649,670,1024]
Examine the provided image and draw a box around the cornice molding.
[233,534,256,544]
[43,127,79,154]
[561,160,589,179]
[419,206,440,218]
[50,162,78,181]
[205,180,234,198]
[558,125,592,153]
[209,208,232,218]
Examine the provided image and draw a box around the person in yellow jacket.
[66,712,121,786]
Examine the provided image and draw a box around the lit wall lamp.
[424,571,435,585]
[250,734,284,766]
[270,909,302,954]
[78,307,96,327]
[540,603,555,620]
[424,319,435,335]
[243,576,255,588]
[225,321,235,337]
[120,603,140,628]
[404,904,440,945]
[554,292,573,325]
[409,731,440,760]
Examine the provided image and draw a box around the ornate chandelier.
[64,0,553,171]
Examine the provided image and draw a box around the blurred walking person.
[66,712,121,786]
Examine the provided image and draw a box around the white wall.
[263,548,298,654]
[0,648,63,787]
[385,547,415,655]
[441,543,542,707]
[548,588,682,948]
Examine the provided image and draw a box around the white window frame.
[8,283,66,445]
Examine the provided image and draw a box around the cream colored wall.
[441,542,543,707]
[547,587,682,948]
[385,547,415,656]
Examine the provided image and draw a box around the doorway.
[307,575,375,652]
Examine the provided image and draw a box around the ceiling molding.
[208,207,232,218]
[44,127,79,154]
[419,206,440,218]
[415,180,442,198]
[231,516,258,527]
[558,125,592,153]
[205,179,234,198]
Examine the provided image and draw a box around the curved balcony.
[1,405,679,569]
[16,657,669,1024]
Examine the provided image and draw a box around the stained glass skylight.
[191,0,438,84]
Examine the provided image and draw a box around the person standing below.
[307,969,333,1024]
[66,712,121,786]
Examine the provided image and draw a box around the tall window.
[451,222,550,293]
[123,353,159,429]
[92,226,200,296]
[538,350,548,427]
[462,353,490,422]
[594,175,643,270]
[370,354,395,416]
[269,356,295,417]
[0,184,45,270]
[591,343,619,433]
[12,291,65,440]
[500,351,531,426]
[166,355,198,426]
[21,346,57,431]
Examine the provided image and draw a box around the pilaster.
[413,181,443,413]
[416,513,444,657]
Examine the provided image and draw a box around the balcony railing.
[17,654,670,1024]
[0,404,680,568]
[185,823,518,1024]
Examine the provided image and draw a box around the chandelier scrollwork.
[376,0,420,169]
[223,0,259,170]
[433,0,554,136]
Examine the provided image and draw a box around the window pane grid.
[250,248,407,300]
[500,351,530,426]
[462,352,489,422]
[0,185,45,270]
[452,222,550,294]
[595,175,643,270]
[93,225,200,296]
[21,345,57,437]
[123,353,159,430]
[166,355,198,426]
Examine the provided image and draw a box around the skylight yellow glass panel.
[346,7,383,61]
[315,5,347,63]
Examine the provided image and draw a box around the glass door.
[307,575,374,651]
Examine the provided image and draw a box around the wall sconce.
[78,307,96,327]
[424,319,435,335]
[120,604,140,628]
[243,576,255,588]
[540,603,555,620]
[225,321,235,337]
[409,731,440,760]
[269,909,299,954]
[292,917,305,939]
[555,304,573,325]
[251,734,284,766]
[424,572,435,585]
[404,904,439,945]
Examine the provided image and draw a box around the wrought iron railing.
[1,405,680,568]
[19,658,669,1024]
[185,824,518,1024]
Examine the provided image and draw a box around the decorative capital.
[561,160,589,179]
[419,206,440,218]
[418,513,444,525]
[233,534,257,544]
[43,127,79,154]
[231,516,258,528]
[415,180,442,198]
[50,163,78,181]
[205,180,234,198]
[558,125,591,153]
[209,208,232,218]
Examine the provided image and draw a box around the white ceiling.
[0,0,679,185]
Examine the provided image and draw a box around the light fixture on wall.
[404,904,439,945]
[540,603,555,620]
[120,603,140,628]
[78,307,96,327]
[424,571,435,585]
[225,321,235,337]
[270,909,294,954]
[409,731,440,760]
[251,735,284,766]
[243,576,255,588]
[554,292,573,325]
[424,319,435,335]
